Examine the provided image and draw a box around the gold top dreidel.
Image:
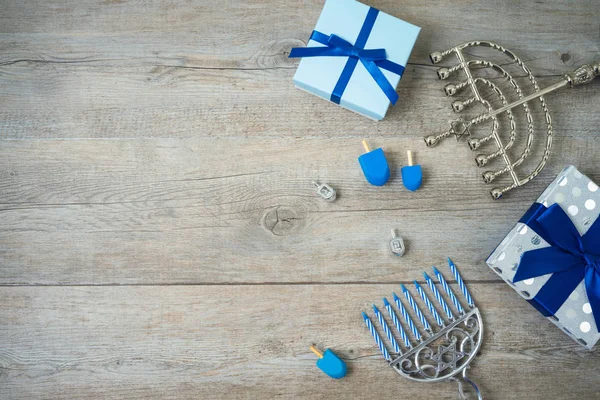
[309,345,347,379]
[401,150,422,191]
[358,140,391,186]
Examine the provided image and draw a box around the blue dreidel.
[358,140,390,186]
[310,345,347,379]
[401,150,422,191]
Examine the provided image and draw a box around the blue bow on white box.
[288,0,420,120]
[289,7,405,105]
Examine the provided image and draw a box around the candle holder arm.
[452,367,483,400]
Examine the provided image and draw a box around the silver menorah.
[423,41,599,200]
[363,258,483,399]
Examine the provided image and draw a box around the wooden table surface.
[1,1,599,398]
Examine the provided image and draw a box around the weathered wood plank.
[1,1,599,400]
[1,0,599,140]
[1,285,599,400]
[1,136,598,284]
[1,0,598,71]
[1,63,599,140]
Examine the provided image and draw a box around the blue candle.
[424,271,455,321]
[447,258,474,307]
[433,265,465,315]
[383,298,411,349]
[414,280,445,327]
[373,305,400,355]
[393,292,421,341]
[400,284,432,333]
[362,312,390,361]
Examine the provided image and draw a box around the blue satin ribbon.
[514,202,600,329]
[288,7,405,105]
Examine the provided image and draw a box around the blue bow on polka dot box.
[487,165,600,349]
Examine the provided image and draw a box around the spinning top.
[312,181,337,201]
[389,229,406,257]
[309,345,347,379]
[401,150,422,191]
[358,140,390,186]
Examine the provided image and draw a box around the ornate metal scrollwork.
[424,41,599,200]
[363,261,484,399]
[391,308,483,399]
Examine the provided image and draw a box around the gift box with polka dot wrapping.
[486,165,599,349]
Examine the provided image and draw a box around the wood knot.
[262,206,304,236]
[252,39,305,68]
[560,53,571,63]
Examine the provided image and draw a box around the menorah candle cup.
[423,134,441,147]
[467,137,481,150]
[429,51,443,64]
[451,100,465,113]
[437,67,450,80]
[443,83,458,96]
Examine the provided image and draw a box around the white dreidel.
[389,229,406,256]
[312,181,337,202]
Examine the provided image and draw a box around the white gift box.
[290,0,420,120]
[486,166,600,349]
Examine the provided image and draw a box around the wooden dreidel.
[358,140,390,186]
[401,150,422,191]
[309,345,347,379]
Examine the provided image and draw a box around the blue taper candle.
[447,258,474,307]
[383,298,411,349]
[393,292,421,341]
[424,271,455,321]
[373,305,400,355]
[414,280,445,327]
[433,266,465,315]
[400,284,432,333]
[362,312,390,361]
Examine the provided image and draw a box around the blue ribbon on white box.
[513,202,600,329]
[289,7,405,105]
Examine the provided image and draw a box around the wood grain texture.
[1,0,599,398]
[1,0,598,69]
[1,136,599,285]
[1,1,599,140]
[1,63,599,140]
[1,285,600,400]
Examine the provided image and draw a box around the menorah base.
[389,307,483,400]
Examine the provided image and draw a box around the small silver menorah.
[423,41,599,199]
[363,259,483,399]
